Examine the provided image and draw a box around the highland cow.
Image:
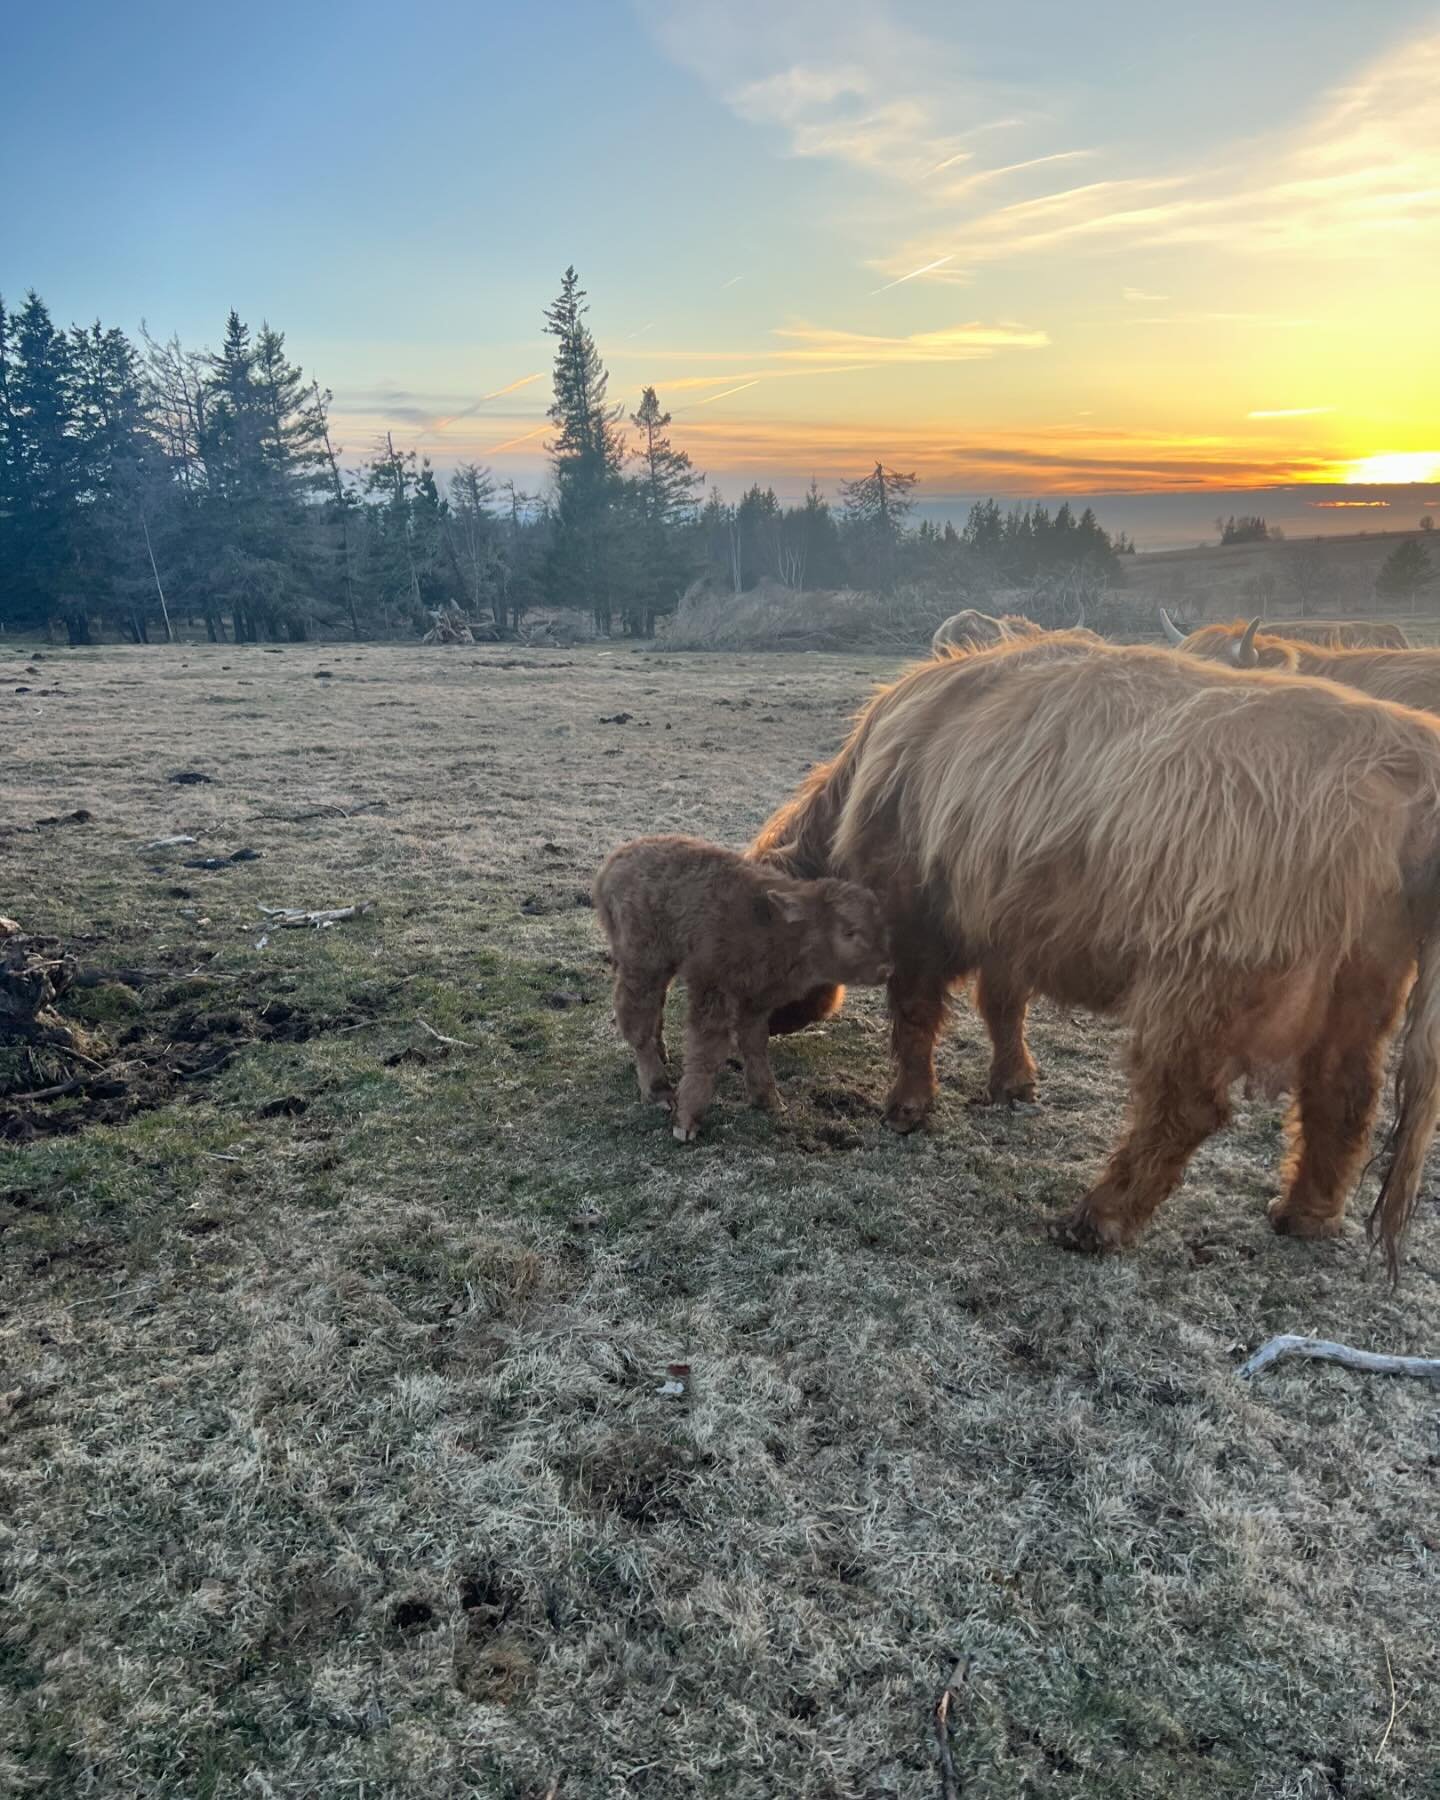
[752,633,1440,1272]
[593,836,891,1142]
[930,606,1095,658]
[931,609,1044,657]
[1159,610,1409,653]
[1163,616,1440,712]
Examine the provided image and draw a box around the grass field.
[2,640,1437,1800]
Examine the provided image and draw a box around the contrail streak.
[690,380,761,406]
[482,422,549,455]
[425,373,545,437]
[869,253,955,295]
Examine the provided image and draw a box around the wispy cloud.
[772,321,1047,362]
[1122,287,1169,302]
[1248,405,1334,419]
[719,274,746,290]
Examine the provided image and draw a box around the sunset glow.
[1346,452,1440,485]
[6,0,1439,542]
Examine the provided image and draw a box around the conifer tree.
[543,266,625,630]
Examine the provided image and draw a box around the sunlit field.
[2,640,1436,1799]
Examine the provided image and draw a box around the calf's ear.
[763,886,810,924]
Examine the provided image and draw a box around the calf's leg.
[1271,948,1410,1238]
[975,961,1038,1104]
[735,1008,783,1113]
[1058,1034,1230,1251]
[613,966,673,1105]
[673,989,732,1142]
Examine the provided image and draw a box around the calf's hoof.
[647,1082,675,1108]
[751,1090,785,1115]
[672,1121,700,1143]
[1267,1197,1345,1239]
[987,1074,1038,1106]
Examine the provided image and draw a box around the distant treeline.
[0,269,1133,644]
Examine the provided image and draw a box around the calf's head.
[767,879,892,985]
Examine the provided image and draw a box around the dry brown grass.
[1,639,1437,1799]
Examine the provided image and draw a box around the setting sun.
[1346,451,1440,484]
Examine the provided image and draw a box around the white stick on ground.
[1238,1334,1440,1383]
[256,902,375,929]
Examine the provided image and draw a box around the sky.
[4,0,1439,546]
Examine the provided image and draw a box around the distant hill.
[1123,526,1439,633]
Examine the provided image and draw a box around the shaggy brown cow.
[930,606,1097,658]
[1171,615,1440,712]
[931,609,1044,657]
[1159,609,1409,652]
[593,835,891,1141]
[752,633,1440,1272]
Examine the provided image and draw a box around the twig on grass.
[257,901,375,930]
[934,1656,972,1800]
[252,796,408,824]
[1379,1645,1398,1755]
[1237,1334,1440,1384]
[5,1076,83,1104]
[417,1017,477,1050]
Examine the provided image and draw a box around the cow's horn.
[1230,617,1262,668]
[1158,607,1186,647]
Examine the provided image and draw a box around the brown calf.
[593,836,891,1141]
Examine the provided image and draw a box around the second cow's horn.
[1158,607,1186,647]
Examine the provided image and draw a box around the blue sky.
[5,0,1440,543]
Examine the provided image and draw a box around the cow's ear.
[764,886,808,924]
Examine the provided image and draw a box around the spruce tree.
[543,266,625,631]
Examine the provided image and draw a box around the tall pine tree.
[543,267,626,632]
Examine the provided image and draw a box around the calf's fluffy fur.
[594,836,891,1140]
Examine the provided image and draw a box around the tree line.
[0,268,1132,644]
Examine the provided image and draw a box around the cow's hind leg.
[974,961,1038,1104]
[613,967,674,1105]
[1057,1036,1230,1252]
[1271,949,1410,1239]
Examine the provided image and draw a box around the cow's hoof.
[648,1083,675,1108]
[883,1095,930,1134]
[1267,1197,1345,1239]
[672,1122,699,1143]
[1052,1211,1114,1255]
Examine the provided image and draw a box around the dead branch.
[251,797,408,824]
[257,902,375,930]
[1238,1334,1440,1384]
[933,1657,971,1800]
[416,1017,477,1050]
[5,1077,83,1104]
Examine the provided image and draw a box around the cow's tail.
[1370,928,1440,1279]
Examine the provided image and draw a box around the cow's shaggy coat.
[752,634,1440,1272]
[1178,618,1440,711]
